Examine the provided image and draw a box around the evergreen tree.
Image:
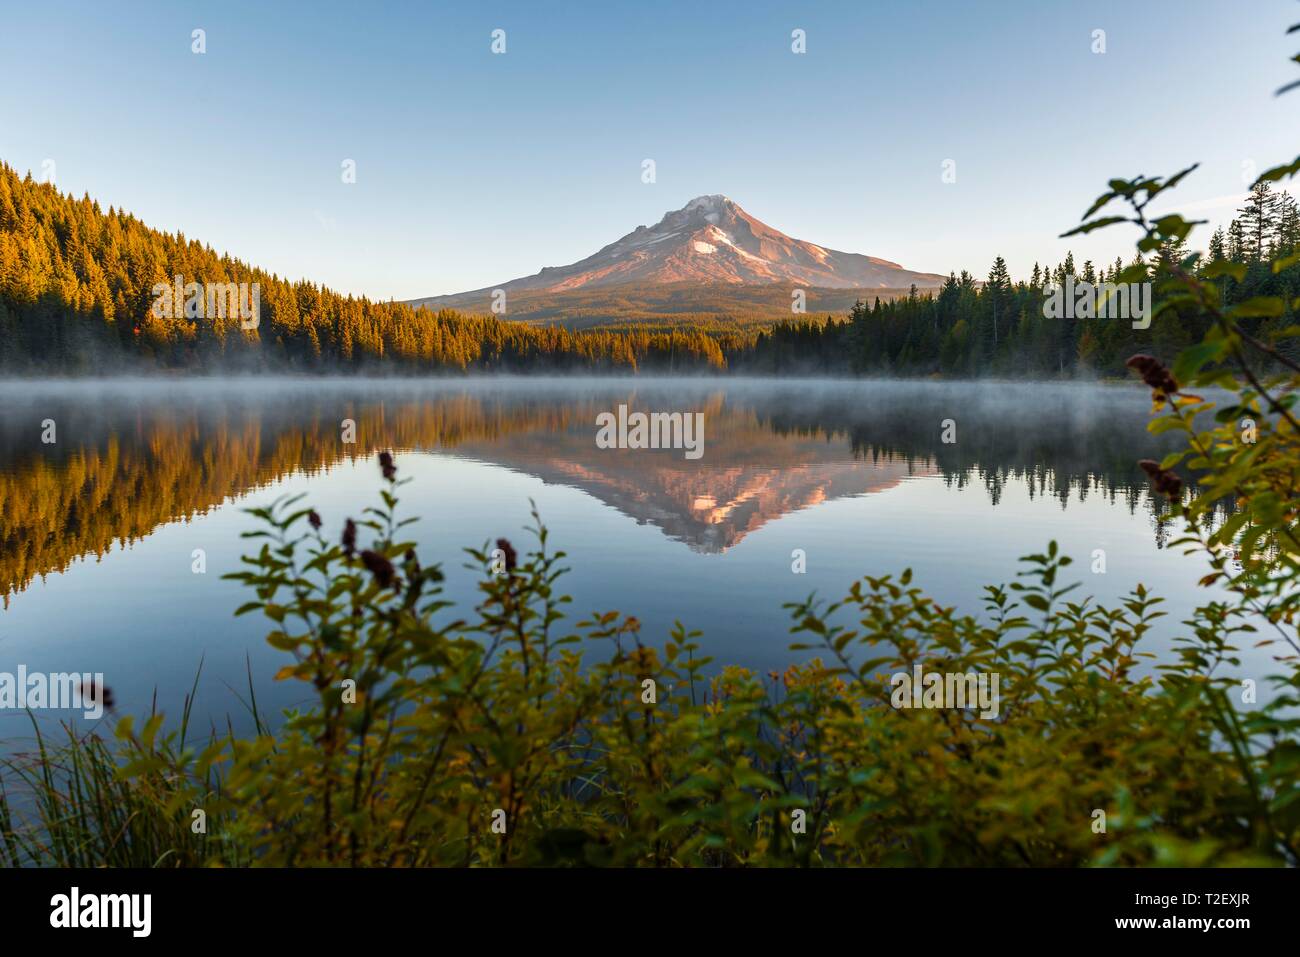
[1208,226,1226,261]
[1238,182,1283,261]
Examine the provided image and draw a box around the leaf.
[1160,163,1200,194]
[1149,416,1187,435]
[1230,297,1285,319]
[1203,259,1246,282]
[1152,213,1202,240]
[1273,251,1300,273]
[1060,216,1129,238]
[1171,341,1225,383]
[1256,155,1300,182]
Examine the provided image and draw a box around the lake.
[0,377,1252,745]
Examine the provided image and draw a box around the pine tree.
[1274,191,1300,255]
[1228,218,1246,262]
[1155,233,1189,270]
[1238,182,1283,261]
[986,256,1011,349]
[1208,226,1226,262]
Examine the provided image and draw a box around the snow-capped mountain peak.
[418,196,944,302]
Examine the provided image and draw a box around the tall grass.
[0,661,249,867]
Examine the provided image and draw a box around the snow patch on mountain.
[685,194,729,210]
[634,231,679,247]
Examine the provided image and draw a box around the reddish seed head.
[1126,354,1179,395]
[308,510,322,531]
[360,549,396,589]
[342,518,357,558]
[1138,459,1183,499]
[495,537,517,573]
[81,680,115,712]
[379,451,396,481]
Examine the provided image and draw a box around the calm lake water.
[0,377,1258,744]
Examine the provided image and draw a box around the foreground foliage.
[1,441,1296,866]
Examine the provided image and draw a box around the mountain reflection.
[0,380,1181,601]
[446,401,938,553]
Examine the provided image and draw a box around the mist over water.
[0,377,1246,747]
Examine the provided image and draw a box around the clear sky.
[2,0,1298,299]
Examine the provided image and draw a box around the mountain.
[408,195,945,319]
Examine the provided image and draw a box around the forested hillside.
[0,162,725,373]
[738,182,1300,376]
[2,159,1296,377]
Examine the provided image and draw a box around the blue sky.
[2,0,1298,299]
